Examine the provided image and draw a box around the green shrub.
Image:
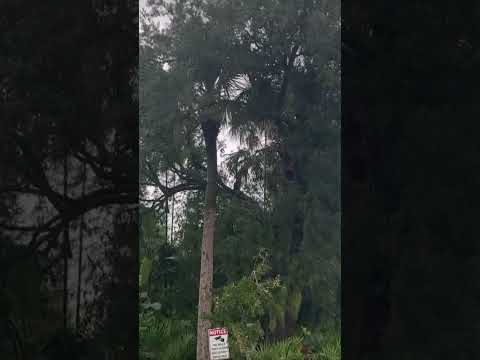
[211,250,283,358]
[302,324,341,360]
[314,334,340,360]
[139,311,195,360]
[252,336,304,360]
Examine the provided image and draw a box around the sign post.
[208,328,230,360]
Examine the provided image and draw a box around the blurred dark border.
[342,1,480,359]
[0,1,139,359]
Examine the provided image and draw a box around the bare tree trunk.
[196,119,219,360]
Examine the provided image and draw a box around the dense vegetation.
[139,0,340,359]
[1,2,138,359]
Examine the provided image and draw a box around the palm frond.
[252,336,304,360]
[139,315,195,360]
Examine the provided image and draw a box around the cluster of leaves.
[138,225,341,359]
[253,336,304,360]
[2,1,139,358]
[210,252,340,360]
[139,204,200,318]
[139,224,196,360]
[0,240,59,358]
[139,311,195,360]
[0,240,111,360]
[139,0,340,357]
[302,324,341,360]
[212,250,283,357]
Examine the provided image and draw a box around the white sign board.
[208,328,230,360]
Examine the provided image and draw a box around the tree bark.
[196,119,219,360]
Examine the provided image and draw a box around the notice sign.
[208,328,230,360]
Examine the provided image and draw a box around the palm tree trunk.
[196,119,219,360]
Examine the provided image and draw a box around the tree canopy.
[139,0,340,358]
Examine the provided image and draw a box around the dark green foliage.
[2,2,138,358]
[302,323,341,360]
[140,0,340,357]
[0,240,60,359]
[253,336,304,360]
[139,311,195,360]
[211,252,282,357]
